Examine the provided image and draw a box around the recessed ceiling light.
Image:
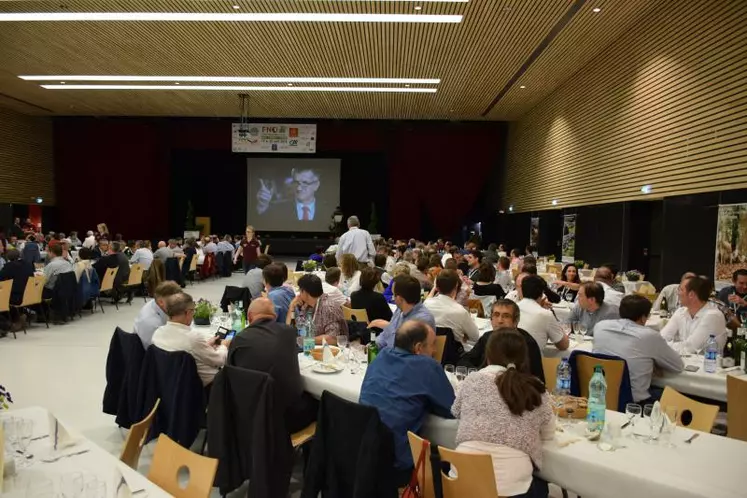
[174,82,180,85]
[0,12,463,23]
[552,199,558,206]
[592,7,601,13]
[287,83,293,86]
[641,184,653,194]
[232,5,240,9]
[405,84,410,87]
[35,197,43,204]
[40,84,438,93]
[415,6,422,10]
[520,85,526,89]
[20,75,441,84]
[60,81,65,84]
[508,205,514,212]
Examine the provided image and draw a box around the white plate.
[312,363,344,374]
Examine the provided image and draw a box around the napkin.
[48,412,79,451]
[113,468,133,498]
[555,431,583,448]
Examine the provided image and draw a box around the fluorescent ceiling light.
[0,12,462,23]
[40,84,437,93]
[21,75,441,84]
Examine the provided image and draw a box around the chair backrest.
[437,445,499,498]
[148,434,219,498]
[434,327,464,366]
[433,336,446,363]
[178,255,186,270]
[100,267,118,292]
[407,432,436,498]
[120,399,160,469]
[342,306,370,324]
[542,357,561,392]
[576,354,625,410]
[127,264,144,286]
[291,271,305,286]
[634,291,658,303]
[727,375,747,441]
[466,299,485,318]
[660,386,719,433]
[263,244,270,255]
[579,269,593,279]
[0,280,11,312]
[19,275,44,307]
[189,255,198,272]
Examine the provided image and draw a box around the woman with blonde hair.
[338,253,361,297]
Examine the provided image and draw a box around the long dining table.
[299,353,747,498]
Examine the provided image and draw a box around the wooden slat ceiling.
[0,0,659,119]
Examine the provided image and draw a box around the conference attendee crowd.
[3,214,747,498]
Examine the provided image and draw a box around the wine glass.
[337,335,349,351]
[4,416,18,451]
[660,406,678,448]
[16,418,33,464]
[348,353,360,375]
[456,366,467,382]
[467,368,478,376]
[575,323,587,342]
[625,403,641,436]
[445,364,455,376]
[85,480,107,498]
[61,472,84,498]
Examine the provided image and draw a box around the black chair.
[103,328,145,428]
[436,327,465,366]
[220,286,251,313]
[221,251,234,277]
[295,260,304,271]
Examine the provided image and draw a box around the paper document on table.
[49,412,79,450]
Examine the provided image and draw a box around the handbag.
[401,438,430,498]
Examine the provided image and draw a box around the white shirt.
[517,298,565,350]
[322,282,348,307]
[660,304,727,354]
[296,201,315,221]
[505,290,519,303]
[203,242,218,254]
[495,269,513,292]
[133,299,168,348]
[130,247,154,270]
[151,321,227,386]
[599,282,624,307]
[652,283,680,312]
[339,271,361,297]
[423,294,480,344]
[82,235,96,249]
[336,227,375,263]
[441,253,453,267]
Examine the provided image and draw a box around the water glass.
[470,308,479,320]
[660,406,678,448]
[61,472,84,498]
[624,403,642,435]
[16,418,34,459]
[455,366,467,382]
[4,416,18,450]
[575,324,587,341]
[445,365,455,375]
[337,336,349,350]
[348,353,360,375]
[85,480,107,498]
[467,368,478,376]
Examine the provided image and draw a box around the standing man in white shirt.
[424,270,480,345]
[336,216,375,268]
[660,275,727,354]
[517,275,569,353]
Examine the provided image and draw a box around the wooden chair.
[660,386,719,433]
[438,445,499,498]
[727,375,747,441]
[263,244,271,255]
[542,357,561,392]
[291,421,316,448]
[97,267,119,313]
[120,399,160,470]
[188,255,198,285]
[124,264,146,304]
[433,336,446,363]
[466,299,485,318]
[10,275,48,330]
[0,280,16,339]
[575,354,625,410]
[407,432,436,498]
[147,434,219,498]
[634,291,658,303]
[342,307,370,324]
[178,255,186,271]
[291,271,305,286]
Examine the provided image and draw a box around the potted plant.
[574,260,585,269]
[626,270,642,282]
[194,299,216,326]
[302,260,318,272]
[0,384,13,411]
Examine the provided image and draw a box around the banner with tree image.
[562,214,577,264]
[715,204,747,282]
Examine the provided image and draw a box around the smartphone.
[214,326,234,345]
[684,364,700,372]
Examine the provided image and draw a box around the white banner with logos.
[232,123,317,154]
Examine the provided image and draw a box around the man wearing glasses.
[256,168,327,222]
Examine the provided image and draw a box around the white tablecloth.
[299,356,747,498]
[1,407,169,497]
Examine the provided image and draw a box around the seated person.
[241,254,272,300]
[309,246,325,263]
[153,241,174,263]
[458,300,545,383]
[444,258,471,306]
[383,262,411,304]
[287,274,348,345]
[93,238,110,260]
[373,253,390,286]
[594,295,684,404]
[716,269,747,319]
[423,269,479,345]
[263,263,295,323]
[555,263,581,302]
[42,244,74,298]
[600,263,626,293]
[494,256,513,294]
[661,275,727,354]
[465,250,482,282]
[350,267,393,323]
[517,275,569,352]
[322,253,337,270]
[452,330,554,498]
[373,274,436,349]
[130,240,154,270]
[322,268,349,307]
[133,281,183,348]
[360,321,454,484]
[520,265,561,304]
[594,267,624,306]
[338,253,362,297]
[412,257,433,292]
[653,272,696,313]
[566,282,620,336]
[229,298,318,433]
[151,292,228,386]
[505,272,527,302]
[472,262,506,299]
[0,249,34,306]
[21,234,41,265]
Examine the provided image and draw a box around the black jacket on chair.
[301,391,399,498]
[435,327,465,366]
[49,271,80,319]
[220,286,251,313]
[0,260,34,305]
[221,251,233,277]
[207,365,293,498]
[164,258,185,287]
[136,346,205,446]
[103,328,145,428]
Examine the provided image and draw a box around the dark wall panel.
[574,203,625,269]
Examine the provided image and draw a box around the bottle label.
[722,357,735,368]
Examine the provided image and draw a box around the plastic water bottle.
[704,334,719,373]
[554,358,571,395]
[586,365,607,434]
[303,312,315,357]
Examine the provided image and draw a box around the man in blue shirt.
[371,274,436,349]
[360,320,454,475]
[262,263,295,323]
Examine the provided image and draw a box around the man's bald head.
[394,320,436,357]
[247,297,276,323]
[158,241,167,248]
[594,267,614,284]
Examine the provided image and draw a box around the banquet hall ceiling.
[0,0,659,119]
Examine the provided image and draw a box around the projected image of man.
[256,168,322,221]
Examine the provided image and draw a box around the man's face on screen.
[293,170,320,204]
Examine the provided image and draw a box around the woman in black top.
[472,262,506,299]
[555,264,581,302]
[350,267,393,322]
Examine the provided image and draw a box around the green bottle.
[735,326,747,371]
[368,331,379,363]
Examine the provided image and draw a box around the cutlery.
[31,434,49,441]
[41,448,90,463]
[620,420,631,430]
[684,433,699,444]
